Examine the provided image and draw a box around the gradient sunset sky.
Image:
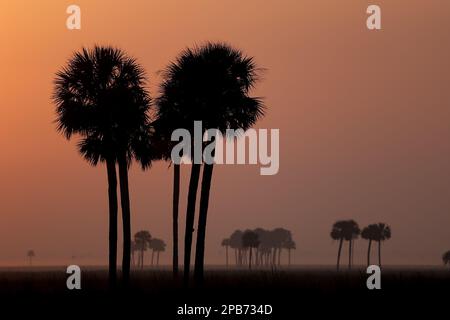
[1,0,449,266]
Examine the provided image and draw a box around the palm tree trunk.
[336,238,343,271]
[157,251,160,266]
[278,248,281,266]
[194,162,215,285]
[367,239,372,266]
[118,153,131,285]
[378,240,382,267]
[106,159,118,288]
[272,248,277,267]
[172,163,180,278]
[225,245,229,268]
[348,240,352,270]
[183,163,201,287]
[249,248,252,270]
[151,250,155,266]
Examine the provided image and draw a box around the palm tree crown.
[54,46,153,167]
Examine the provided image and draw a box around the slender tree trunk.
[172,164,180,278]
[336,238,343,271]
[249,248,252,270]
[234,249,237,266]
[348,240,352,270]
[194,162,215,285]
[157,251,160,266]
[118,153,131,285]
[225,245,229,268]
[272,248,277,267]
[378,240,382,267]
[151,250,155,266]
[278,248,281,266]
[106,159,118,288]
[288,249,291,266]
[183,163,201,287]
[367,240,372,267]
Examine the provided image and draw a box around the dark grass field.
[0,266,449,318]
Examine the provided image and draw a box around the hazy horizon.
[1,0,450,268]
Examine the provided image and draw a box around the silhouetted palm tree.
[362,224,378,266]
[131,240,138,267]
[149,238,166,266]
[283,240,296,266]
[54,46,152,286]
[331,220,360,270]
[442,251,450,267]
[27,250,35,266]
[134,230,152,268]
[194,44,264,283]
[242,230,260,270]
[158,42,264,285]
[372,223,391,267]
[221,238,231,268]
[229,230,244,266]
[270,228,292,267]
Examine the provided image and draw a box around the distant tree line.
[222,228,296,269]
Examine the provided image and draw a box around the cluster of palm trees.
[221,228,296,269]
[330,220,391,270]
[53,42,265,288]
[132,231,166,268]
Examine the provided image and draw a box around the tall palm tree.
[54,46,152,286]
[221,238,230,268]
[191,43,265,283]
[442,251,450,267]
[159,43,264,285]
[134,230,152,268]
[27,250,35,266]
[372,223,391,267]
[242,230,260,270]
[362,224,378,266]
[331,220,360,270]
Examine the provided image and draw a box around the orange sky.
[1,0,450,266]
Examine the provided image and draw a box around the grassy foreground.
[0,267,448,317]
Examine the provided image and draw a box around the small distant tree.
[443,251,450,267]
[373,223,391,267]
[149,239,166,266]
[27,250,35,266]
[134,231,151,268]
[361,224,378,266]
[229,230,243,266]
[283,240,296,266]
[331,220,360,271]
[221,238,230,268]
[242,230,260,270]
